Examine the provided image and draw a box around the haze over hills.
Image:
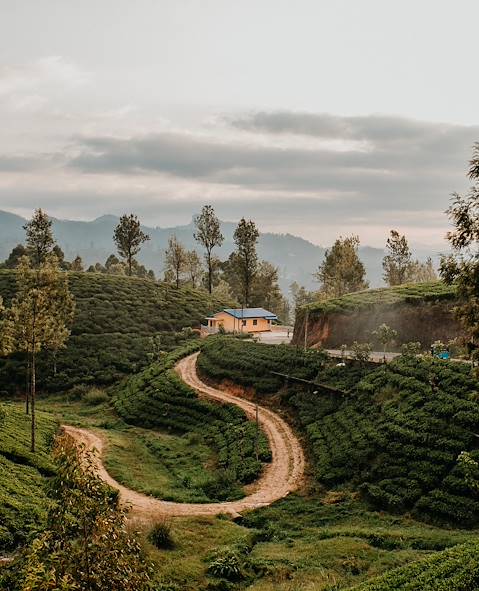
[0,209,437,292]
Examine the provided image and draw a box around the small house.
[203,308,278,334]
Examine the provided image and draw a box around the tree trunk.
[207,251,212,294]
[25,355,30,415]
[31,350,36,453]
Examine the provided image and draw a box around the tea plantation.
[0,270,230,393]
[199,338,479,527]
[114,343,271,501]
[197,336,329,393]
[0,404,58,552]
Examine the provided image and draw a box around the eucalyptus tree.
[194,205,224,294]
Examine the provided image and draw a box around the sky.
[0,0,478,248]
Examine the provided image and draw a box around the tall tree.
[233,218,260,307]
[113,214,150,276]
[382,230,413,286]
[1,255,75,452]
[440,143,479,347]
[2,244,27,269]
[315,235,368,297]
[409,257,437,283]
[24,208,55,267]
[165,235,187,288]
[184,250,203,289]
[194,205,224,294]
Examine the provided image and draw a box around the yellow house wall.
[211,312,272,332]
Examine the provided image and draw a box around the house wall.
[210,312,272,333]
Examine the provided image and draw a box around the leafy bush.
[207,547,244,581]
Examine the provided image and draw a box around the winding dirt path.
[63,352,304,520]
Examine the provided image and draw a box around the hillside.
[0,209,387,291]
[293,281,463,349]
[0,270,229,393]
[199,337,479,527]
[114,344,271,501]
[0,404,57,552]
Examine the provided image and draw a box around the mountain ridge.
[0,209,400,291]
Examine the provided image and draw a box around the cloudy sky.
[1,0,478,248]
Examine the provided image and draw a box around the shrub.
[148,518,174,549]
[82,387,109,406]
[207,547,243,581]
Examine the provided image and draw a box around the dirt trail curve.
[63,352,304,520]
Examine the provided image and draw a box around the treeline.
[1,206,290,322]
[290,231,437,315]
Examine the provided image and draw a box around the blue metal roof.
[223,308,278,320]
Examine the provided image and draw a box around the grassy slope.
[0,404,57,551]
[0,270,230,392]
[302,281,456,316]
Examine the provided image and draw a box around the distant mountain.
[0,210,390,292]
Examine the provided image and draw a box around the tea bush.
[0,270,231,393]
[114,344,271,500]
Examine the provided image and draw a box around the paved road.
[64,352,304,521]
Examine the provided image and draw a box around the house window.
[253,319,258,326]
[242,319,247,326]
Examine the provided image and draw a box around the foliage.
[372,324,398,355]
[198,336,327,394]
[315,235,368,297]
[233,218,260,306]
[113,213,150,276]
[148,518,175,549]
[194,205,224,294]
[114,343,271,500]
[82,387,109,406]
[0,404,57,552]
[0,270,231,392]
[184,249,203,289]
[207,547,244,580]
[293,355,479,526]
[164,235,187,288]
[23,208,55,268]
[1,255,75,450]
[440,143,479,343]
[4,433,153,591]
[382,230,414,286]
[350,341,372,364]
[347,540,479,590]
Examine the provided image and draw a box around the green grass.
[301,281,457,317]
[0,270,232,393]
[0,403,58,551]
[103,427,219,503]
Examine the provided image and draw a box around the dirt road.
[64,352,304,520]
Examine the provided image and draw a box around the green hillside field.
[0,270,230,393]
[0,404,58,552]
[199,336,479,527]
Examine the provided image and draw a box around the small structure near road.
[202,308,277,335]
